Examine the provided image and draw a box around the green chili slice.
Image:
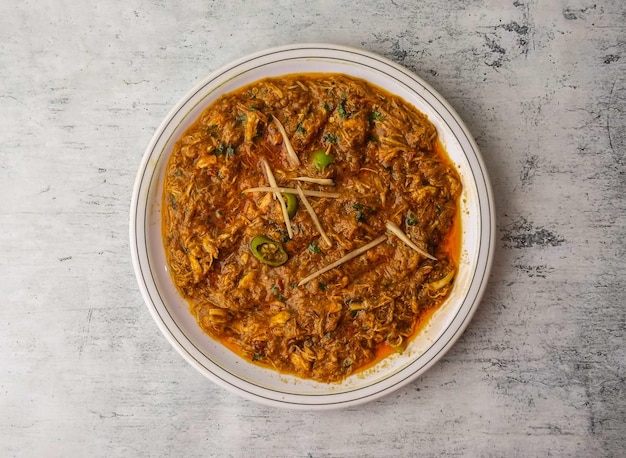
[311,149,335,171]
[281,192,298,218]
[249,235,288,266]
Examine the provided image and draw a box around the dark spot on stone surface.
[50,97,69,105]
[520,154,539,186]
[483,36,506,68]
[563,4,597,20]
[563,10,578,20]
[513,0,523,7]
[390,40,408,63]
[481,19,531,68]
[485,37,506,55]
[604,55,620,64]
[501,21,529,35]
[371,34,409,64]
[499,21,531,52]
[501,217,565,249]
[513,264,555,278]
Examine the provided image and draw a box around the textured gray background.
[1,0,625,456]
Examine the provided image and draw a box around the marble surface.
[1,0,625,456]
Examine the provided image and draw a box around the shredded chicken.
[163,73,462,383]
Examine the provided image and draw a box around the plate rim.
[129,43,496,409]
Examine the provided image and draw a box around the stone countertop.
[1,1,624,456]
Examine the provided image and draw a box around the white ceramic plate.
[130,43,495,409]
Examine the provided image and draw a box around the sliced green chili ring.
[281,192,298,218]
[249,235,288,267]
[311,149,335,172]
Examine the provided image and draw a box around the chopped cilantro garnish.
[278,228,290,243]
[207,124,219,138]
[337,103,346,118]
[352,203,366,222]
[370,110,384,122]
[324,133,338,144]
[308,241,322,254]
[168,193,177,209]
[271,285,286,302]
[216,142,236,158]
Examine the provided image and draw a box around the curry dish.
[163,73,462,383]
